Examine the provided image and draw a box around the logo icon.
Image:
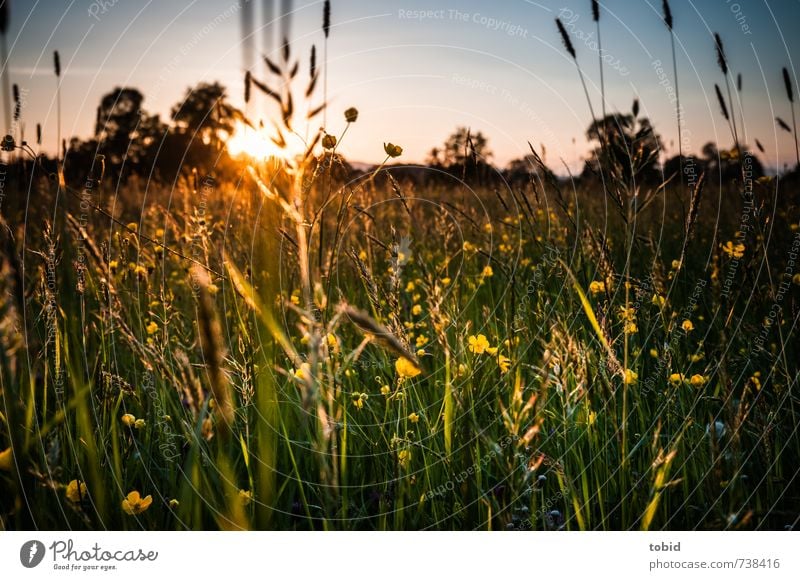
[20,540,46,568]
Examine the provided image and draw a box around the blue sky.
[3,0,800,170]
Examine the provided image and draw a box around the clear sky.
[3,0,800,171]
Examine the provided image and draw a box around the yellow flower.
[121,413,136,427]
[793,273,800,286]
[168,499,180,509]
[397,448,411,468]
[721,241,745,259]
[134,419,146,430]
[462,241,476,253]
[408,412,420,424]
[669,373,685,385]
[623,369,638,385]
[384,142,403,158]
[690,353,704,363]
[326,333,339,351]
[352,393,368,410]
[497,354,511,373]
[380,385,391,396]
[623,321,638,334]
[122,490,153,515]
[415,335,429,348]
[405,281,416,292]
[145,321,158,335]
[126,222,138,233]
[238,489,253,506]
[618,306,636,321]
[649,348,659,358]
[294,363,311,381]
[671,259,681,270]
[468,334,490,354]
[412,304,423,316]
[396,356,421,379]
[65,480,87,503]
[108,260,119,273]
[589,280,605,295]
[482,265,494,278]
[652,294,666,307]
[441,277,451,286]
[681,319,694,332]
[689,374,706,387]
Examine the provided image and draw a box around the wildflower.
[65,480,87,503]
[589,280,605,295]
[681,319,694,332]
[344,107,359,123]
[416,349,425,357]
[405,281,416,292]
[322,134,337,149]
[408,412,420,424]
[689,374,706,387]
[462,241,476,253]
[109,260,119,273]
[671,259,681,270]
[412,304,423,316]
[168,499,180,509]
[481,265,494,278]
[326,333,339,352]
[146,321,158,335]
[652,294,666,307]
[133,265,148,278]
[623,321,638,334]
[415,335,429,348]
[396,356,421,379]
[126,222,138,233]
[134,419,146,430]
[294,363,311,381]
[669,373,685,385]
[793,273,800,286]
[721,241,745,259]
[690,353,704,363]
[121,413,136,427]
[468,334,490,354]
[397,448,411,468]
[358,250,368,261]
[352,392,368,410]
[380,385,391,396]
[623,369,638,385]
[486,346,498,356]
[649,348,659,358]
[384,142,403,157]
[618,306,636,321]
[457,363,467,377]
[238,489,253,506]
[122,490,153,515]
[441,277,451,286]
[498,354,512,373]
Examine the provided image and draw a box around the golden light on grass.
[225,121,304,161]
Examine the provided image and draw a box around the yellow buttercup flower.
[397,449,411,468]
[122,490,153,515]
[721,241,745,259]
[589,281,605,295]
[412,304,423,316]
[294,363,311,381]
[408,412,420,424]
[380,385,391,396]
[681,319,694,332]
[121,413,136,427]
[134,419,146,430]
[689,374,706,387]
[482,265,494,278]
[65,480,87,503]
[669,373,685,385]
[145,321,158,335]
[623,369,638,385]
[384,142,403,158]
[468,334,490,354]
[396,356,421,379]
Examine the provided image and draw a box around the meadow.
[0,0,799,531]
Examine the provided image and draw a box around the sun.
[225,121,305,161]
